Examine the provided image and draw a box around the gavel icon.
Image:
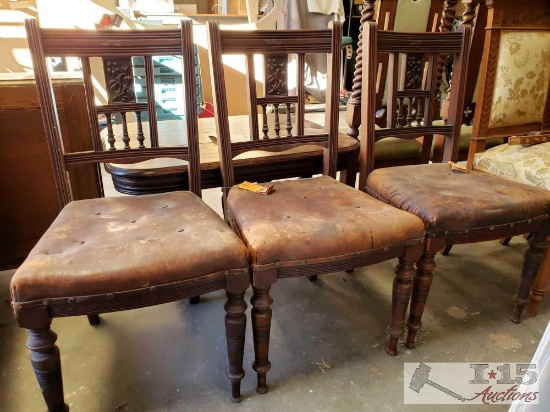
[409,363,466,402]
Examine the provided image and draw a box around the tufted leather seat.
[366,163,550,235]
[11,192,250,304]
[227,176,425,270]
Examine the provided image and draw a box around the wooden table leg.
[529,235,550,317]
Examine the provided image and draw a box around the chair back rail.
[207,21,342,191]
[358,22,472,187]
[25,19,201,207]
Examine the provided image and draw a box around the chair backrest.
[347,0,451,137]
[358,21,472,188]
[466,0,550,168]
[206,21,342,192]
[25,18,201,208]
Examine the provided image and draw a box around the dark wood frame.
[15,19,249,411]
[207,20,426,395]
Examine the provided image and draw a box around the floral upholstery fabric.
[474,143,550,191]
[489,31,550,127]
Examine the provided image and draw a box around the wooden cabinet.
[0,77,101,269]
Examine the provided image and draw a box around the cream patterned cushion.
[474,143,550,191]
[489,31,550,127]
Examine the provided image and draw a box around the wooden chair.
[360,20,550,352]
[13,19,250,411]
[207,20,427,393]
[346,0,459,168]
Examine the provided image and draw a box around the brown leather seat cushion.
[367,163,550,234]
[227,176,425,268]
[11,192,249,303]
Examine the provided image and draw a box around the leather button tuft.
[43,299,49,305]
[76,241,85,245]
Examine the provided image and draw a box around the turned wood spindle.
[136,111,145,148]
[286,103,292,137]
[261,104,269,139]
[397,98,405,127]
[273,104,280,137]
[416,98,423,126]
[406,99,414,127]
[436,1,458,94]
[461,1,477,26]
[121,112,130,149]
[346,0,377,138]
[106,112,115,150]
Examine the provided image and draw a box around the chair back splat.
[206,21,343,198]
[25,19,201,207]
[358,22,472,188]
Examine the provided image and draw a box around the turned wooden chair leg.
[251,270,276,394]
[406,251,437,349]
[529,235,550,317]
[189,296,201,305]
[441,245,453,255]
[224,274,249,403]
[27,325,69,412]
[511,232,548,323]
[387,254,418,356]
[307,275,318,281]
[87,314,100,325]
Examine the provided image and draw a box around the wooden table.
[103,115,360,194]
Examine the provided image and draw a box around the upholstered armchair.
[464,0,550,317]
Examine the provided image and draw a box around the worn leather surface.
[367,163,550,233]
[11,192,249,303]
[228,176,425,267]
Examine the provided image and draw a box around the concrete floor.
[1,210,549,411]
[1,112,548,411]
